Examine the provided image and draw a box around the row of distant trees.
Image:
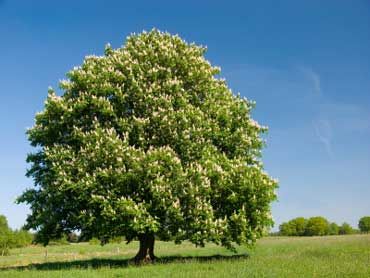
[0,214,130,256]
[277,216,370,236]
[2,213,370,255]
[0,215,33,255]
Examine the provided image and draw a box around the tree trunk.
[134,233,157,263]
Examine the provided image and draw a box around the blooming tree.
[18,30,277,262]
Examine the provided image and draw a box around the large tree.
[18,30,277,262]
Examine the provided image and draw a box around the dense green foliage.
[0,235,369,277]
[0,215,33,256]
[305,217,329,236]
[17,30,277,249]
[278,216,356,236]
[339,222,354,235]
[328,222,339,235]
[358,216,370,233]
[0,215,12,256]
[279,217,307,236]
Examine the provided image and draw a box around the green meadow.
[0,234,369,277]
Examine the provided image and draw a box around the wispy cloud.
[299,66,334,156]
[299,66,341,157]
[313,119,333,157]
[225,64,369,158]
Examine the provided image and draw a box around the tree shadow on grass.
[0,254,249,271]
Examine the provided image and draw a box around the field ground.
[0,234,369,277]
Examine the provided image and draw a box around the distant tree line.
[277,216,370,236]
[0,215,33,256]
[0,213,129,256]
[2,213,370,256]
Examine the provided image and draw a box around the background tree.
[339,223,353,235]
[11,230,34,248]
[290,217,307,236]
[0,215,10,232]
[279,217,307,236]
[17,30,277,262]
[0,215,33,255]
[358,216,370,233]
[328,222,339,235]
[304,217,329,236]
[0,215,12,256]
[279,222,295,236]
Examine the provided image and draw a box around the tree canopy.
[18,30,277,261]
[279,217,307,236]
[358,216,370,233]
[305,217,329,236]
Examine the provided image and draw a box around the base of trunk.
[134,233,157,264]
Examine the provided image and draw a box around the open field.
[0,234,369,277]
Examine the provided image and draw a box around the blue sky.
[0,0,369,230]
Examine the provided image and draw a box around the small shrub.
[48,235,69,245]
[89,237,100,245]
[110,236,123,244]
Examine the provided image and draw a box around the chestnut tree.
[18,30,277,262]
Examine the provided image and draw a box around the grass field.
[0,234,369,277]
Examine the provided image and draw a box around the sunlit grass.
[0,234,369,277]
